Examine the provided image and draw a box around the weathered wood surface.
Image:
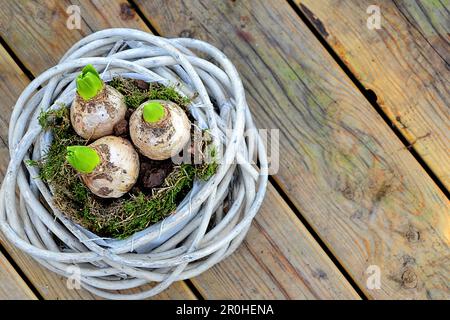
[296,0,450,189]
[0,250,37,300]
[0,0,149,74]
[0,44,196,300]
[0,45,94,299]
[137,0,450,299]
[0,1,195,300]
[393,0,450,61]
[0,0,360,299]
[190,185,358,299]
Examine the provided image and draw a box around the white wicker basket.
[0,28,268,299]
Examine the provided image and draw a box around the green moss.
[109,77,191,109]
[109,164,196,238]
[196,146,218,181]
[36,107,86,185]
[196,161,218,181]
[76,64,104,100]
[147,86,191,107]
[32,80,217,239]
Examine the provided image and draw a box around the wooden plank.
[190,185,359,299]
[136,0,450,299]
[0,0,149,75]
[0,4,195,300]
[0,46,97,299]
[0,44,196,300]
[0,0,360,299]
[0,251,37,300]
[295,0,450,189]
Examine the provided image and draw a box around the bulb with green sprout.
[70,64,126,140]
[129,100,191,160]
[66,136,139,198]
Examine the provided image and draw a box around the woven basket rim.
[0,28,268,299]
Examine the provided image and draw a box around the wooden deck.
[0,0,448,300]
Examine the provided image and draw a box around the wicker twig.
[0,28,268,300]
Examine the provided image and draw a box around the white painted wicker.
[0,28,268,299]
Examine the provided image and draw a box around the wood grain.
[0,44,101,299]
[0,0,148,75]
[393,0,449,60]
[190,185,358,299]
[0,250,37,299]
[0,0,360,299]
[296,0,450,189]
[0,44,196,300]
[136,0,450,299]
[0,1,195,300]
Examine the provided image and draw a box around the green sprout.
[66,146,100,174]
[143,101,165,123]
[76,64,103,100]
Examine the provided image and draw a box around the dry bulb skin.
[129,100,191,160]
[66,136,140,198]
[70,64,126,140]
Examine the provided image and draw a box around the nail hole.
[366,89,378,104]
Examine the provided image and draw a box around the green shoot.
[143,101,165,123]
[36,80,217,239]
[76,64,103,100]
[66,146,100,174]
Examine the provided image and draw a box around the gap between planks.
[0,243,38,300]
[0,10,198,300]
[133,0,386,299]
[128,0,366,298]
[0,40,358,299]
